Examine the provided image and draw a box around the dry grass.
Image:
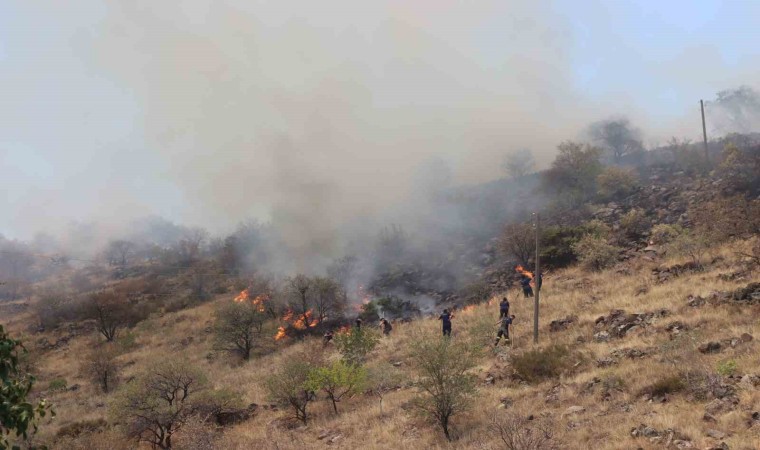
[4,239,760,449]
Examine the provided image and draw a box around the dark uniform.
[438,310,452,337]
[494,315,514,347]
[499,298,510,318]
[380,319,392,336]
[520,275,534,298]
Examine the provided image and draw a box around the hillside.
[3,236,758,449]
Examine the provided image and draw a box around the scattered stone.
[391,361,403,367]
[596,357,616,368]
[549,315,576,332]
[215,403,258,426]
[594,309,670,340]
[702,413,717,423]
[686,295,705,307]
[706,429,726,440]
[593,331,610,342]
[563,406,585,416]
[698,341,722,354]
[706,443,729,450]
[705,397,739,416]
[740,333,753,343]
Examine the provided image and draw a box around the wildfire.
[461,304,477,313]
[234,289,268,312]
[515,265,534,279]
[274,309,318,340]
[234,289,249,302]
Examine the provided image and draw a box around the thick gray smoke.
[1,0,758,273]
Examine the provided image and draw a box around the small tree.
[499,223,535,266]
[213,301,266,360]
[649,224,683,245]
[542,141,604,203]
[284,275,315,329]
[111,360,210,449]
[588,117,643,163]
[597,166,638,200]
[83,290,142,342]
[105,240,135,267]
[367,364,403,416]
[492,412,560,450]
[665,232,709,267]
[501,148,536,179]
[1,325,53,450]
[306,360,366,414]
[619,209,649,240]
[311,277,346,324]
[265,360,313,424]
[333,328,379,366]
[571,235,619,271]
[409,336,477,441]
[83,345,120,393]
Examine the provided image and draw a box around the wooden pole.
[533,212,540,344]
[700,100,709,163]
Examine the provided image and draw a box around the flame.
[273,309,317,340]
[293,310,316,330]
[337,325,351,335]
[274,326,287,341]
[234,289,249,302]
[461,304,477,313]
[516,265,534,279]
[487,297,496,306]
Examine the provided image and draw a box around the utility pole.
[700,99,709,163]
[533,212,540,344]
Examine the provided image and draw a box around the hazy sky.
[1,0,758,240]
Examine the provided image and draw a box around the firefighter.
[520,274,534,298]
[536,271,543,291]
[380,318,392,336]
[438,309,453,337]
[323,330,334,346]
[499,297,510,318]
[494,314,515,347]
[355,318,362,330]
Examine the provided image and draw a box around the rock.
[593,331,610,342]
[68,384,80,392]
[596,357,616,367]
[706,429,726,439]
[215,403,258,427]
[686,295,705,307]
[484,374,495,385]
[702,413,717,423]
[698,342,722,354]
[391,361,403,367]
[740,333,753,342]
[563,406,586,416]
[706,443,728,450]
[705,398,738,416]
[549,315,576,332]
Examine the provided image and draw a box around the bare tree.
[491,412,560,450]
[501,148,536,179]
[709,85,760,134]
[106,240,136,267]
[213,301,266,360]
[82,344,120,392]
[312,277,346,324]
[176,228,209,267]
[588,117,644,164]
[83,290,143,342]
[499,223,535,266]
[111,360,215,449]
[285,275,315,328]
[266,359,314,424]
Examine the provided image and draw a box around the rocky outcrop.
[593,309,670,341]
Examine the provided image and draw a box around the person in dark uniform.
[536,271,543,291]
[380,318,392,336]
[494,314,515,347]
[438,309,453,337]
[499,297,510,318]
[355,318,362,330]
[520,275,534,298]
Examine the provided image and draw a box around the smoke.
[2,0,759,273]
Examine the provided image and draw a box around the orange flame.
[273,309,317,340]
[516,265,534,279]
[461,304,477,313]
[274,326,287,341]
[234,289,249,302]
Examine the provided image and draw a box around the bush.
[409,335,477,441]
[649,224,684,245]
[499,223,535,266]
[265,360,314,424]
[717,360,738,377]
[333,327,379,366]
[597,166,638,200]
[665,232,709,267]
[511,345,574,383]
[306,360,366,414]
[539,226,584,268]
[48,378,67,392]
[213,301,266,360]
[641,374,686,397]
[571,235,620,271]
[82,346,120,393]
[689,195,760,241]
[619,209,649,240]
[55,419,108,439]
[491,412,560,450]
[542,141,604,204]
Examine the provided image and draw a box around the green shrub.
[597,167,639,200]
[117,331,138,351]
[48,378,67,392]
[717,360,738,377]
[511,345,574,383]
[642,374,686,397]
[334,327,380,366]
[619,209,649,240]
[665,232,709,267]
[649,224,684,245]
[572,235,620,271]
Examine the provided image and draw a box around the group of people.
[323,269,543,348]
